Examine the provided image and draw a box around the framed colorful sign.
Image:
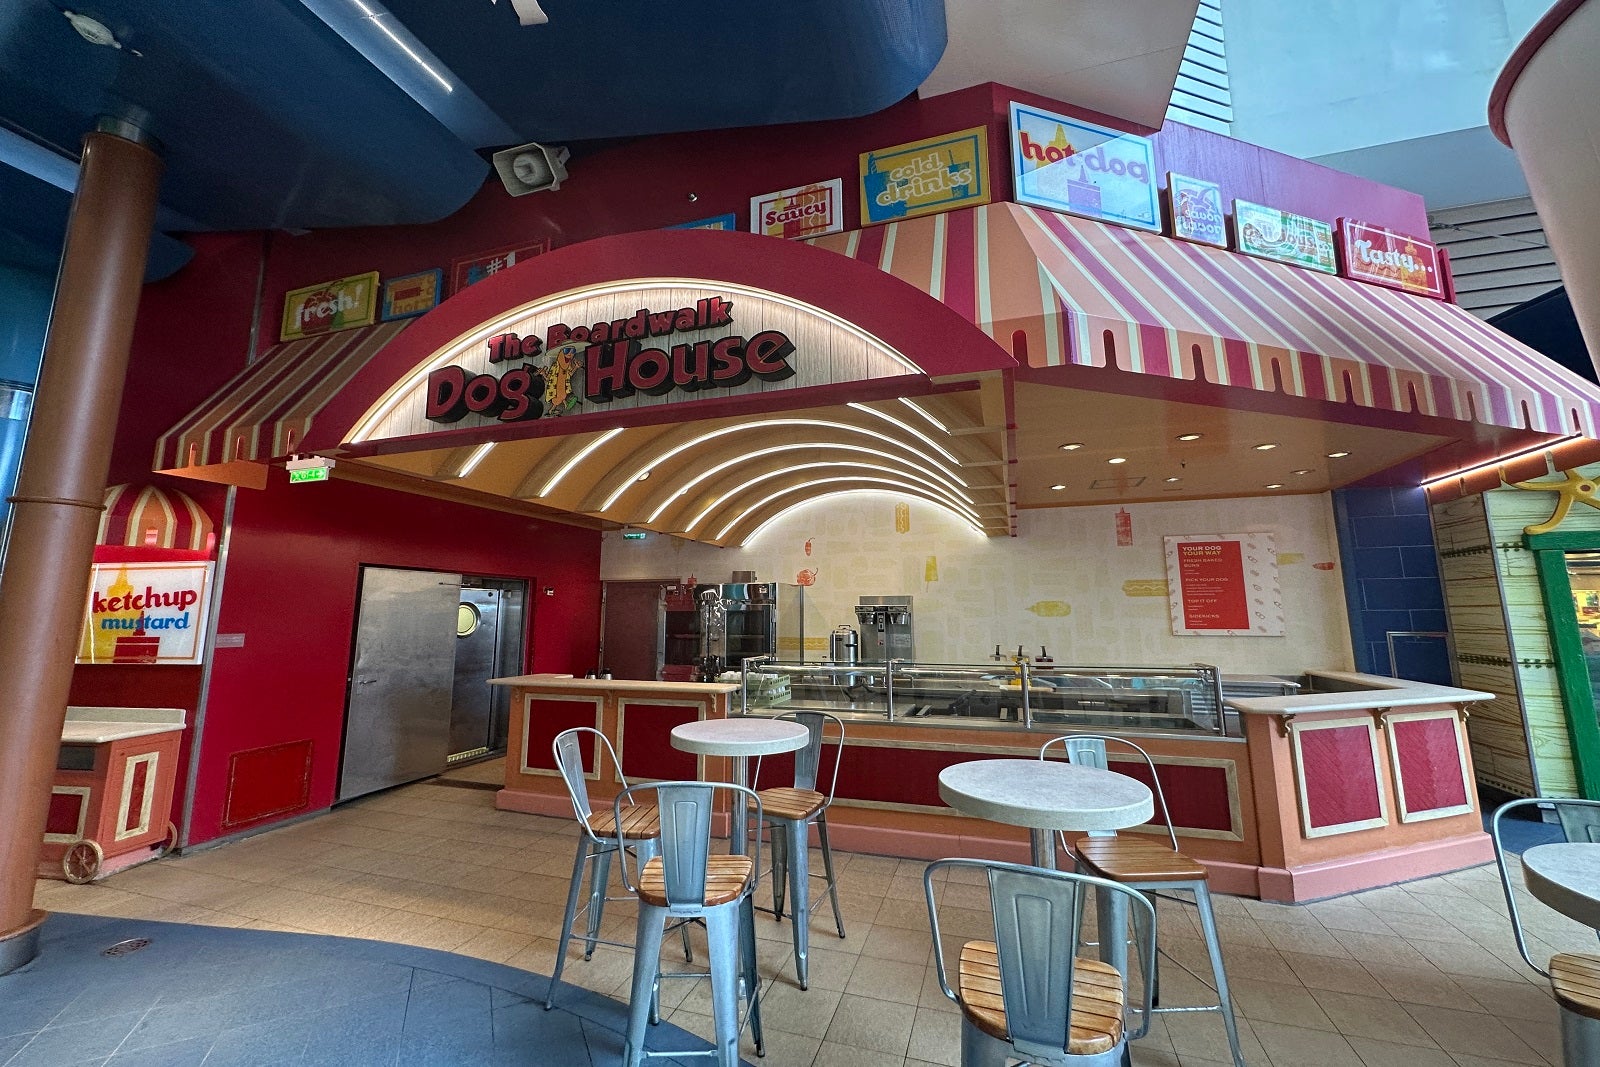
[1232,200,1336,274]
[669,213,738,231]
[1166,173,1226,247]
[1009,102,1160,232]
[1163,533,1284,636]
[750,179,845,240]
[450,240,551,294]
[280,272,379,342]
[77,560,215,664]
[381,269,443,321]
[859,126,990,225]
[1336,219,1445,299]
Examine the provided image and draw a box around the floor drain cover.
[102,938,150,957]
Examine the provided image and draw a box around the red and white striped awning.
[154,321,411,472]
[98,483,214,553]
[810,203,1600,437]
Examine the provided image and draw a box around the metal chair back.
[925,858,1156,1060]
[1041,733,1177,850]
[1490,797,1600,975]
[553,727,626,839]
[761,711,845,800]
[614,781,762,914]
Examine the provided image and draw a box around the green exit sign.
[622,531,647,540]
[288,465,330,484]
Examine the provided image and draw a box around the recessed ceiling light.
[1265,483,1284,489]
[1049,483,1067,491]
[1059,442,1084,451]
[1107,457,1127,464]
[1253,443,1278,451]
[636,471,650,481]
[1327,450,1350,458]
[1176,433,1202,442]
[1291,469,1313,475]
[1164,476,1181,483]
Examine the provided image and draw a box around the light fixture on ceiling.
[1049,483,1067,491]
[899,398,950,434]
[493,0,550,24]
[1327,450,1350,458]
[63,10,135,53]
[1291,469,1313,476]
[1253,443,1278,451]
[1164,476,1181,483]
[1059,442,1084,451]
[455,442,494,478]
[1107,457,1127,465]
[1176,433,1202,441]
[636,471,650,482]
[1265,483,1284,489]
[537,427,623,498]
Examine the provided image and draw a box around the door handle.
[355,678,378,685]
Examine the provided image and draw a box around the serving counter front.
[489,668,1492,901]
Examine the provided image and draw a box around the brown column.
[0,128,162,972]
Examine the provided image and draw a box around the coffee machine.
[854,595,913,664]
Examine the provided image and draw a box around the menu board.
[750,179,845,240]
[1009,102,1160,232]
[859,126,990,226]
[1167,173,1226,247]
[1164,533,1284,636]
[1232,200,1336,274]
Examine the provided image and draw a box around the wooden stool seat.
[1073,834,1208,882]
[638,854,755,908]
[957,940,1125,1056]
[1552,953,1600,1021]
[587,804,660,841]
[757,786,826,822]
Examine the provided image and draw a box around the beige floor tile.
[904,1006,961,1066]
[1311,989,1439,1048]
[823,993,917,1055]
[1229,976,1337,1031]
[814,1040,903,1066]
[1250,1019,1366,1066]
[1283,951,1381,996]
[1401,1003,1546,1064]
[843,954,926,1005]
[860,923,933,966]
[756,982,843,1039]
[1344,1035,1458,1067]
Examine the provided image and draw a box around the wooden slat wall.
[1433,494,1540,796]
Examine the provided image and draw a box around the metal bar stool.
[545,727,691,1012]
[753,709,847,990]
[1042,734,1245,1067]
[1490,798,1600,1067]
[616,781,765,1067]
[925,857,1156,1066]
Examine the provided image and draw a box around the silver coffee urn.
[829,624,859,686]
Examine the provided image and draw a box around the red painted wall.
[184,468,599,844]
[252,83,1431,356]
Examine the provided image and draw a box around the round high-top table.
[670,717,809,855]
[939,758,1155,978]
[1522,842,1600,929]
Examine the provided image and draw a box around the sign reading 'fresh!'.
[424,296,796,425]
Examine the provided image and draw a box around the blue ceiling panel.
[382,0,949,143]
[0,167,191,282]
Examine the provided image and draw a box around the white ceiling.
[922,0,1200,129]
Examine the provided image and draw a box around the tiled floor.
[27,761,1598,1067]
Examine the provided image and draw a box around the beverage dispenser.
[853,595,913,664]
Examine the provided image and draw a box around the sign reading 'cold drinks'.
[424,296,796,424]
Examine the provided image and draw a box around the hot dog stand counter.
[39,706,186,883]
[488,662,1491,902]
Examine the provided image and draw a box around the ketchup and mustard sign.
[77,561,214,664]
[1163,533,1284,637]
[750,179,844,240]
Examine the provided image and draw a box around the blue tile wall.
[1332,487,1453,683]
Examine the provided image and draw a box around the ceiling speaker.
[491,142,570,196]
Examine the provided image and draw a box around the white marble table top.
[670,717,809,757]
[938,758,1154,832]
[1522,842,1600,929]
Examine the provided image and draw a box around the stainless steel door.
[339,567,462,801]
[449,587,501,759]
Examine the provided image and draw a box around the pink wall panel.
[1392,717,1468,814]
[618,702,702,783]
[522,698,601,774]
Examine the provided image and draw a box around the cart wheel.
[63,840,103,884]
[157,822,178,857]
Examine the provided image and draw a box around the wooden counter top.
[489,674,741,696]
[1226,671,1492,716]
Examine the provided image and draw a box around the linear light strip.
[741,489,991,547]
[600,418,969,512]
[1420,434,1583,489]
[646,440,975,525]
[729,489,985,547]
[899,397,950,434]
[686,462,981,534]
[539,427,623,497]
[716,476,984,540]
[847,403,960,465]
[455,442,494,478]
